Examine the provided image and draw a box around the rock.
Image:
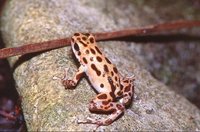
[1,0,200,131]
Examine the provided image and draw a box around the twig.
[0,20,200,59]
[0,110,17,120]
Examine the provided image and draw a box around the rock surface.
[1,0,200,131]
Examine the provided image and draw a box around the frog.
[53,33,134,129]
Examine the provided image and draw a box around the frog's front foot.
[53,68,76,89]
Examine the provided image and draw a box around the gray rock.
[1,0,200,131]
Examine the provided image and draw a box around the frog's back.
[71,33,122,97]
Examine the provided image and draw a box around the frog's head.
[71,33,95,60]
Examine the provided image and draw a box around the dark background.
[0,0,26,131]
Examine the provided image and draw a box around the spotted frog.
[54,33,134,129]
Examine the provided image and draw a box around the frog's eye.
[73,43,80,52]
[88,36,95,44]
[71,38,75,43]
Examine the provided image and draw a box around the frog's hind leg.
[78,93,125,129]
[120,76,135,106]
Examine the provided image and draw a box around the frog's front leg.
[78,93,125,128]
[53,65,85,89]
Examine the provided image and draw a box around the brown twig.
[0,20,200,59]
